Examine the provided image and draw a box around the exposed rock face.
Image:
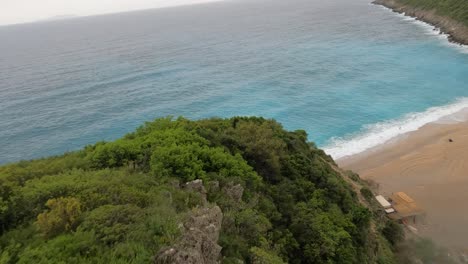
[373,0,468,45]
[223,183,244,203]
[185,179,208,204]
[155,180,223,264]
[207,180,220,193]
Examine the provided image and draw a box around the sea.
[1,0,467,164]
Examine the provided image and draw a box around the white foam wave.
[407,15,468,53]
[323,98,468,159]
[378,5,468,54]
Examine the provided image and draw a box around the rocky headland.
[373,0,468,45]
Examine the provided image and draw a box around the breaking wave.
[324,97,468,159]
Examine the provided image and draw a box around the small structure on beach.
[375,192,424,224]
[375,195,395,214]
[390,192,424,221]
[374,192,424,233]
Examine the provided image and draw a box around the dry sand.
[338,121,468,249]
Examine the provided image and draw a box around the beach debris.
[448,138,454,142]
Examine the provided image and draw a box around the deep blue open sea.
[1,0,467,164]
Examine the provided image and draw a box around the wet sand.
[338,121,468,248]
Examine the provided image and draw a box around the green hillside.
[0,117,401,263]
[398,0,468,25]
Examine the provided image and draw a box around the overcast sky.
[1,0,221,26]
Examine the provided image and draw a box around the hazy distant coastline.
[0,0,223,27]
[40,15,79,22]
[373,0,468,45]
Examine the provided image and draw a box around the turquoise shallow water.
[0,0,467,164]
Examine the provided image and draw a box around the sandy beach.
[339,120,468,249]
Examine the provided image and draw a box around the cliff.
[373,0,468,45]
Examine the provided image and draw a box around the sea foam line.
[377,5,468,54]
[323,97,468,159]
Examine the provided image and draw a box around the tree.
[382,220,404,247]
[250,247,286,264]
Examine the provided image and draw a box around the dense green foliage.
[0,117,399,263]
[398,0,468,25]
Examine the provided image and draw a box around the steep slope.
[0,117,398,263]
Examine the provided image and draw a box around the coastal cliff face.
[373,0,468,45]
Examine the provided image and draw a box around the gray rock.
[155,205,223,264]
[185,179,207,204]
[207,180,220,193]
[223,183,244,203]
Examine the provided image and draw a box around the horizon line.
[0,0,226,27]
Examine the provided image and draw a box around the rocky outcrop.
[185,179,208,204]
[155,205,223,264]
[155,180,223,264]
[222,183,244,203]
[154,179,250,263]
[373,0,468,45]
[206,180,220,193]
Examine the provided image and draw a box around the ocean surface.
[1,0,467,164]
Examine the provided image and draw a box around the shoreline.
[338,118,468,248]
[373,0,468,45]
[323,100,468,160]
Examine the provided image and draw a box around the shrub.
[79,204,143,245]
[36,197,82,238]
[360,187,373,202]
[382,221,404,246]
